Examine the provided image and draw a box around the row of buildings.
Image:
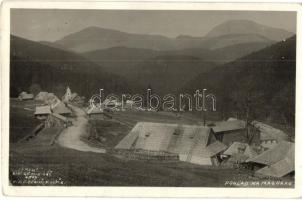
[114,118,294,178]
[19,88,75,128]
[34,101,72,128]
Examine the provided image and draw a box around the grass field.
[9,99,294,187]
[9,99,44,143]
[10,144,294,187]
[9,148,243,186]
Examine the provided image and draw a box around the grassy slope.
[9,99,42,143]
[10,146,260,186]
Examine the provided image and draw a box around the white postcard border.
[1,1,302,197]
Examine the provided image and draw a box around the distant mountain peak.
[206,20,293,41]
[76,26,126,33]
[53,20,294,53]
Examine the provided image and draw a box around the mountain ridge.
[10,35,134,98]
[53,20,292,53]
[206,19,294,41]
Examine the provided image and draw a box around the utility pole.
[246,105,249,142]
[245,94,251,143]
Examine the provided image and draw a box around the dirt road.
[57,104,106,153]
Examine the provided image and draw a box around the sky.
[11,9,297,42]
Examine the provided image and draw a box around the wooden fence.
[110,149,179,162]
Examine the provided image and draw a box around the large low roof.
[254,142,294,177]
[115,122,227,162]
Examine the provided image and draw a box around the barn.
[115,122,227,166]
[246,141,294,177]
[211,119,247,145]
[251,121,289,149]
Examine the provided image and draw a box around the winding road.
[57,104,106,153]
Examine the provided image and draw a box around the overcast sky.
[11,9,296,42]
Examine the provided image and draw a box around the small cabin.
[18,92,34,101]
[34,105,51,119]
[211,120,247,146]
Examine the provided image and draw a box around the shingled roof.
[251,121,288,141]
[19,92,34,100]
[34,105,51,115]
[253,142,294,177]
[52,102,72,115]
[223,142,258,161]
[224,142,246,155]
[206,141,228,157]
[115,122,227,165]
[212,120,246,133]
[35,91,48,101]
